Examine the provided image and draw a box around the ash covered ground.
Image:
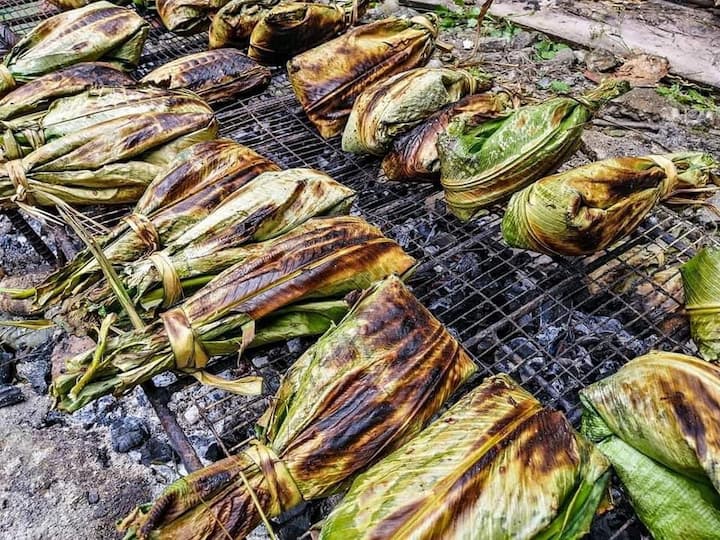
[1,2,719,538]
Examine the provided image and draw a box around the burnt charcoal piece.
[0,384,24,408]
[111,416,150,453]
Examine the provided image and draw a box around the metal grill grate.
[2,3,717,539]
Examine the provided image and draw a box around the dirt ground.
[0,391,166,540]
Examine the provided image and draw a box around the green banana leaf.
[0,2,149,95]
[681,247,720,361]
[581,351,720,539]
[322,374,610,540]
[438,79,630,220]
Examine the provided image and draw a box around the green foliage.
[549,80,571,93]
[656,83,718,112]
[534,38,570,61]
[434,4,519,36]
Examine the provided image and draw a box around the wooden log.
[401,0,720,88]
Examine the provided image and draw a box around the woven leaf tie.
[149,251,183,308]
[5,159,34,205]
[649,154,679,198]
[23,128,45,152]
[242,441,303,515]
[161,306,263,394]
[161,306,209,370]
[123,212,161,252]
[411,14,438,37]
[0,64,15,93]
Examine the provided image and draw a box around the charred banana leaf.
[439,79,630,220]
[48,0,140,9]
[19,140,278,311]
[681,248,720,361]
[158,0,230,33]
[323,374,610,540]
[0,2,149,96]
[1,86,214,160]
[51,220,417,411]
[288,15,437,138]
[0,106,217,209]
[342,67,485,156]
[0,63,134,123]
[71,170,356,323]
[209,0,281,49]
[581,351,720,539]
[382,92,513,182]
[140,49,271,104]
[118,275,475,539]
[503,152,717,256]
[248,3,346,64]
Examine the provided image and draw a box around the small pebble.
[462,39,474,50]
[86,490,99,505]
[183,405,200,425]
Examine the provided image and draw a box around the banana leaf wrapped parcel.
[439,79,630,220]
[209,0,281,49]
[323,374,610,540]
[52,218,416,411]
[140,49,271,104]
[158,0,230,33]
[118,276,476,539]
[48,0,138,9]
[0,106,217,209]
[288,15,437,138]
[503,152,718,256]
[248,3,346,64]
[382,92,513,182]
[14,140,278,311]
[1,87,215,160]
[681,248,720,361]
[581,351,720,539]
[66,172,356,326]
[342,67,485,156]
[0,2,149,96]
[0,63,134,124]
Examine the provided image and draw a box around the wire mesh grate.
[1,3,717,538]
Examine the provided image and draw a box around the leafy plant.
[534,38,570,61]
[656,83,718,112]
[549,80,571,93]
[434,2,519,35]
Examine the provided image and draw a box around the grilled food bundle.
[157,0,230,34]
[118,276,476,539]
[0,97,217,209]
[322,374,610,540]
[342,67,486,156]
[52,221,416,411]
[382,92,513,182]
[140,49,271,104]
[502,152,717,256]
[581,352,720,539]
[0,86,215,160]
[0,63,133,126]
[209,0,280,48]
[250,2,345,64]
[681,247,720,361]
[438,79,630,220]
[0,2,148,96]
[14,140,278,311]
[288,15,438,138]
[65,170,356,325]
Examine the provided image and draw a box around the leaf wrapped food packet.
[118,276,476,539]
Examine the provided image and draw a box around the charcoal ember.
[15,343,52,394]
[424,232,455,256]
[535,325,562,352]
[0,351,14,383]
[591,480,651,539]
[110,416,149,453]
[0,384,24,408]
[275,501,312,540]
[517,356,545,384]
[449,252,482,278]
[139,437,176,465]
